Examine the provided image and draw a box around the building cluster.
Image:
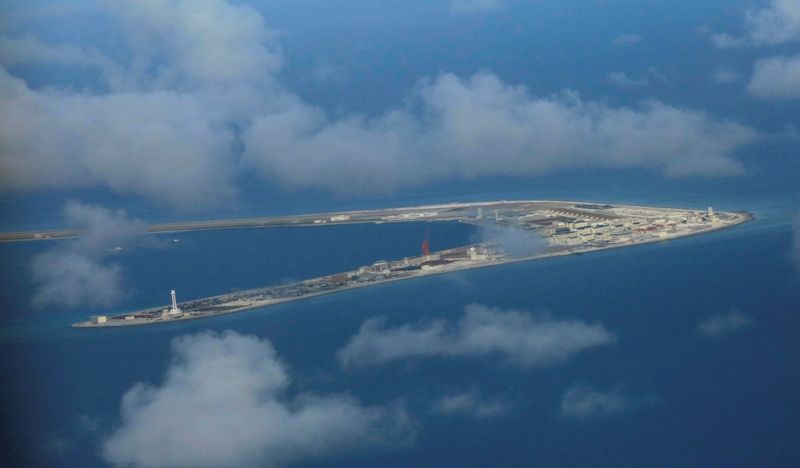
[354,244,492,279]
[503,206,722,248]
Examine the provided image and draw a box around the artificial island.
[62,200,750,328]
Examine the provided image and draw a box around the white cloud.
[0,0,272,211]
[59,200,146,250]
[0,34,121,82]
[560,385,645,419]
[103,330,415,468]
[611,34,641,45]
[739,0,800,45]
[713,67,742,84]
[608,68,668,88]
[711,33,747,48]
[112,0,282,88]
[432,388,512,418]
[0,0,760,211]
[713,0,800,47]
[30,201,146,310]
[451,0,503,13]
[31,250,125,310]
[748,54,800,98]
[0,3,94,24]
[697,310,755,336]
[246,72,756,193]
[336,304,616,369]
[607,71,647,87]
[0,70,239,210]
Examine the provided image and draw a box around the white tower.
[170,289,181,314]
[477,207,483,220]
[707,207,715,217]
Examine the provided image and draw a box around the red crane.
[421,227,430,256]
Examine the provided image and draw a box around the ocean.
[1,201,798,467]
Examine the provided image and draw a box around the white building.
[469,246,488,261]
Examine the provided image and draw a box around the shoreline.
[72,207,752,328]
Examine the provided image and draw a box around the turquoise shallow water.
[1,207,799,467]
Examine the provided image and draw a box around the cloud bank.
[697,310,755,336]
[103,330,415,468]
[712,0,800,47]
[0,0,269,210]
[748,54,800,98]
[337,304,615,369]
[30,201,145,310]
[0,0,760,211]
[246,72,757,192]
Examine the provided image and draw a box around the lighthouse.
[169,289,182,315]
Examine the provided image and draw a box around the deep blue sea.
[2,0,800,465]
[1,202,799,467]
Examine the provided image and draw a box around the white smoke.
[472,224,548,258]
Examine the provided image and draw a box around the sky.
[1,1,799,466]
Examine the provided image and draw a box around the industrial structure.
[73,200,751,328]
